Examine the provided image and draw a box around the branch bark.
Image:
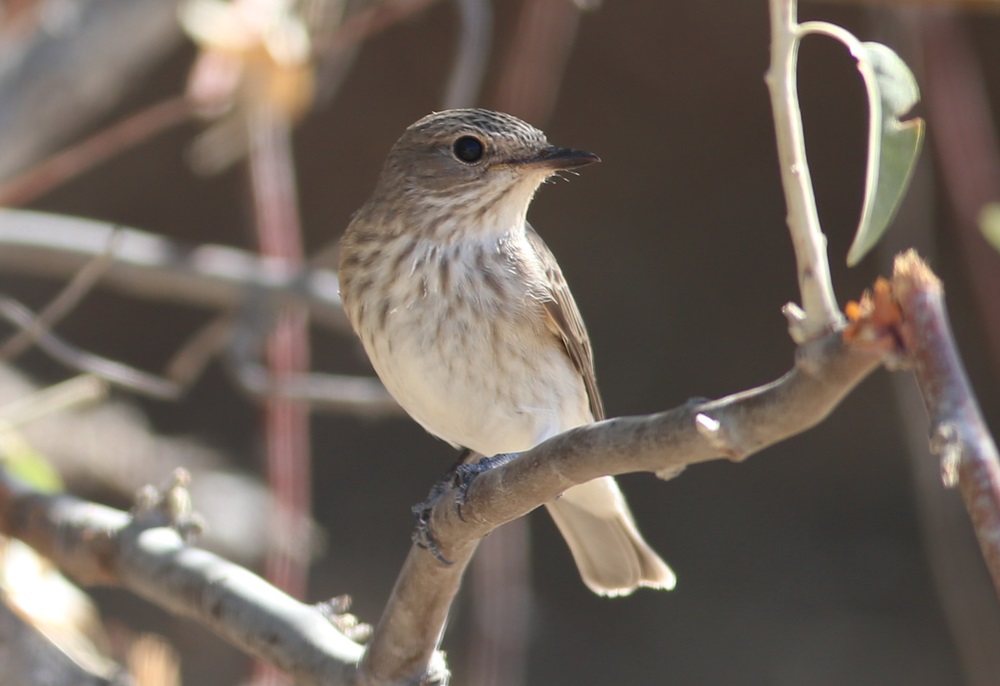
[356,328,886,685]
[893,251,1000,598]
[0,209,350,332]
[0,470,367,686]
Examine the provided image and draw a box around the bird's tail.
[545,476,675,596]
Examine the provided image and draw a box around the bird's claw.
[410,452,520,563]
[411,491,453,565]
[453,452,519,521]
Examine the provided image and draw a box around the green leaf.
[847,42,925,266]
[0,431,62,493]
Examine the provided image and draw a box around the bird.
[338,108,674,596]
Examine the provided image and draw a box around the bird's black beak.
[515,146,601,172]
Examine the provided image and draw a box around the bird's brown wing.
[524,224,605,422]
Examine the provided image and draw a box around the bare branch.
[0,97,194,207]
[0,469,368,686]
[765,0,845,341]
[892,250,1000,598]
[0,295,183,399]
[0,0,183,181]
[0,209,351,331]
[0,228,121,362]
[0,374,108,428]
[357,329,886,685]
[491,0,582,124]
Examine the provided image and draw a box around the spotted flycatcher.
[339,109,674,596]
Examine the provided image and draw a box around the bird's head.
[368,109,600,239]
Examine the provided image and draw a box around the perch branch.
[356,326,887,685]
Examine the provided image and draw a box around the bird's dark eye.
[453,135,485,163]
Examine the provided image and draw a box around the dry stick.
[0,470,364,686]
[0,97,194,207]
[355,331,886,685]
[0,295,181,399]
[893,252,1000,598]
[0,229,122,361]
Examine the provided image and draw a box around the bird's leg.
[411,488,453,565]
[410,448,476,564]
[410,468,465,565]
[411,451,520,563]
[453,452,520,521]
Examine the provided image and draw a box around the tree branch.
[0,209,351,332]
[0,0,183,181]
[0,469,368,686]
[765,0,845,342]
[356,327,887,685]
[893,251,1000,597]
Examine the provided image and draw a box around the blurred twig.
[0,212,399,413]
[0,295,182,399]
[442,0,491,108]
[0,374,108,428]
[492,0,582,124]
[0,211,350,330]
[0,228,122,361]
[0,97,194,207]
[247,99,313,612]
[321,0,443,51]
[0,0,183,181]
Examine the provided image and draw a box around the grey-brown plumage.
[339,109,674,595]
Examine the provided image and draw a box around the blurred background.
[0,0,999,684]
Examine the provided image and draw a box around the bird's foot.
[410,452,520,563]
[453,452,520,521]
[411,487,453,565]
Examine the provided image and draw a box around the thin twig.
[0,374,109,429]
[491,0,581,124]
[0,295,182,399]
[0,97,194,207]
[246,99,312,686]
[0,210,351,332]
[917,13,1000,375]
[0,228,122,361]
[0,211,398,413]
[764,0,844,342]
[442,0,492,108]
[321,0,443,52]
